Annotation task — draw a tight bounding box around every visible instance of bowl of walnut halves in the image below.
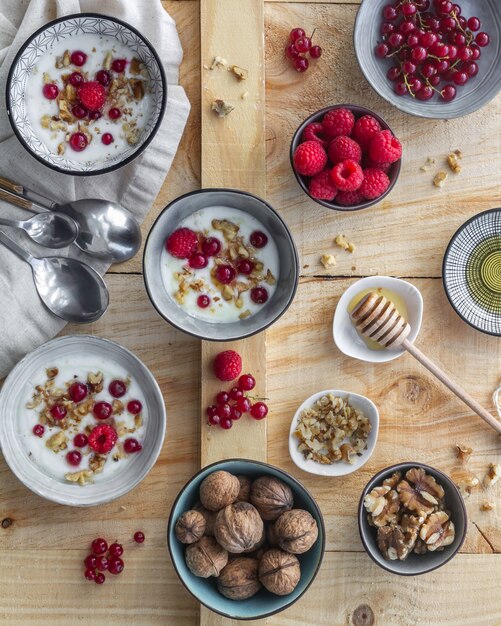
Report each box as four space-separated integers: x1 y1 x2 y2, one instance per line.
358 462 467 575
167 459 325 620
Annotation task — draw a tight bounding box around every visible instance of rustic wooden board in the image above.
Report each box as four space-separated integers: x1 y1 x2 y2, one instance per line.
1 0 501 624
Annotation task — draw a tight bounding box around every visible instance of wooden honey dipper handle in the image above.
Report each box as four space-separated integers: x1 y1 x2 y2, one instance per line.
351 291 501 435
402 338 501 435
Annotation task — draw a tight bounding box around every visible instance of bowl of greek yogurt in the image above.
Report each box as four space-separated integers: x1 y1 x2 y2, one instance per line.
0 335 166 506
143 189 299 341
5 13 166 175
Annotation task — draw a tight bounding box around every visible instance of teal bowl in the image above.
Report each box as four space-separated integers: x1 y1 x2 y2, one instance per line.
167 459 326 620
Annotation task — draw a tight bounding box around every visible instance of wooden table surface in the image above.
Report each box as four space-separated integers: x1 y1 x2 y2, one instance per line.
1 1 501 624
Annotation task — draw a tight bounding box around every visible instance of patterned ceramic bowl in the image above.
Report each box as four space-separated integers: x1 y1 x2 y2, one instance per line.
354 0 501 119
358 462 467 576
167 459 325 620
6 13 166 175
443 208 501 336
0 335 166 506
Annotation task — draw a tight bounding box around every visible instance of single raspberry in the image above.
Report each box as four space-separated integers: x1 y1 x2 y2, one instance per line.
330 159 364 192
78 81 106 111
336 190 364 207
363 157 392 173
328 136 362 165
369 130 402 164
292 141 327 176
321 108 355 139
165 228 198 259
359 168 390 200
88 424 118 454
352 115 382 150
308 170 338 201
213 350 242 382
302 122 328 148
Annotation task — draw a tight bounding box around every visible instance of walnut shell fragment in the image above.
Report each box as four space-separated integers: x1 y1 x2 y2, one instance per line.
212 99 234 118
214 502 264 554
185 536 228 578
175 510 206 544
200 471 240 511
217 558 261 600
397 467 444 516
258 549 301 596
275 509 318 554
250 476 294 521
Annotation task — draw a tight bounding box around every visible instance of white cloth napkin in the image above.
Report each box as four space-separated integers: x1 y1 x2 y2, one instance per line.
0 0 190 378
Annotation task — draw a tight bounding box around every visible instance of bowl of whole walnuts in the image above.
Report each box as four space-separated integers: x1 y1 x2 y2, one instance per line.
167 459 325 620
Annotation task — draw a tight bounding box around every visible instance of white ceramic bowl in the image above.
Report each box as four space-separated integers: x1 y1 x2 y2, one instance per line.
0 335 166 506
289 389 379 477
333 276 423 364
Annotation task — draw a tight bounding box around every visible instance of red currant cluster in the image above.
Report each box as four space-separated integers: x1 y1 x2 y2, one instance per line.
206 373 269 430
285 27 323 73
83 532 144 585
375 0 490 102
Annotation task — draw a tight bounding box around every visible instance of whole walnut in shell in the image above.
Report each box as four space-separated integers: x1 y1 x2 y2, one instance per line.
193 501 217 536
214 502 264 553
250 476 293 521
275 509 318 554
236 475 252 502
217 557 261 600
200 471 240 511
185 536 228 578
175 510 206 544
258 549 301 596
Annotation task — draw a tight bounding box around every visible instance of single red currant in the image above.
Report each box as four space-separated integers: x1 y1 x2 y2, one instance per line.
109 379 127 398
236 397 251 413
475 32 490 47
92 538 108 555
50 404 67 420
69 72 84 87
285 43 299 59
250 402 268 420
66 450 82 466
202 237 221 256
85 555 98 569
69 382 88 403
72 104 88 119
197 294 211 309
124 438 142 453
93 401 113 420
108 557 124 575
216 403 231 420
96 556 108 571
216 391 230 405
74 433 88 448
289 28 306 42
219 418 233 430
88 110 102 121
102 133 114 145
250 287 269 304
237 259 254 275
207 405 218 419
238 374 256 391
294 36 311 53
95 572 106 584
33 424 45 437
111 58 127 72
309 45 322 59
96 70 112 86
215 264 236 285
127 400 143 415
250 231 268 248
84 568 96 581
293 56 309 72
108 107 121 120
69 132 88 152
230 406 242 420
467 16 480 32
134 531 145 544
229 386 243 401
188 253 208 269
71 51 87 66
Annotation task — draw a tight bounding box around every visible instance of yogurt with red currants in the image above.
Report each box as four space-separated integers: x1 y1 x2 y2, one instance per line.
25 35 152 163
161 206 280 322
21 358 146 486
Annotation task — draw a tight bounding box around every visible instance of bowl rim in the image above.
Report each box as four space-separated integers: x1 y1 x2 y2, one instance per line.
0 334 167 507
288 388 380 477
357 461 468 576
353 0 501 120
442 207 501 337
166 457 326 621
289 103 402 212
5 12 167 177
143 188 300 342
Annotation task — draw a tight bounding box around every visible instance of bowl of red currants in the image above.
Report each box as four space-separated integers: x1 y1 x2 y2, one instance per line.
354 0 501 118
290 105 402 211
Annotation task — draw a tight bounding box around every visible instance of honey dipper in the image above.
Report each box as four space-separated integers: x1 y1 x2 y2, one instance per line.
351 291 501 435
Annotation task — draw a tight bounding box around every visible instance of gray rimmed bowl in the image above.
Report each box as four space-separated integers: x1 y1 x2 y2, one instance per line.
6 13 166 176
354 0 501 119
167 458 325 621
143 189 299 342
0 335 166 507
358 462 467 576
290 104 401 211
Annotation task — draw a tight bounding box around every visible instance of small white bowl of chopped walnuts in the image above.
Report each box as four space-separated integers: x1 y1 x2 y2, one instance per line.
288 390 379 477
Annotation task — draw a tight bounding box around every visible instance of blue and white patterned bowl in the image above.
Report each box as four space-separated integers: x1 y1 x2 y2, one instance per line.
5 13 166 176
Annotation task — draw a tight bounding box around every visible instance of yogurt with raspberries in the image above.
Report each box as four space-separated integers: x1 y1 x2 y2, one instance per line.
25 34 153 164
20 356 146 485
161 206 280 323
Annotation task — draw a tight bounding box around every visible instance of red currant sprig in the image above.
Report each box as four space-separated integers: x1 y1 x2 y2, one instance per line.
285 27 323 73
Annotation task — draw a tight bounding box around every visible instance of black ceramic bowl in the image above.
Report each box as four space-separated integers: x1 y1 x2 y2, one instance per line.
358 462 467 576
290 104 401 211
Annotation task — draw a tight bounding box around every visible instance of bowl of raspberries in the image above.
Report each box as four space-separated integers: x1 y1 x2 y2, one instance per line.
290 105 402 211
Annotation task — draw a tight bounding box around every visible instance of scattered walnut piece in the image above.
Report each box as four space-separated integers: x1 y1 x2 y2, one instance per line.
65 469 94 486
420 157 436 172
210 56 228 70
455 444 473 463
452 468 479 497
129 57 143 75
46 367 58 379
46 431 68 452
212 99 234 118
241 91 249 100
483 463 501 488
480 501 495 512
447 151 462 174
239 310 251 320
334 234 356 253
433 170 448 188
231 65 248 81
320 254 336 269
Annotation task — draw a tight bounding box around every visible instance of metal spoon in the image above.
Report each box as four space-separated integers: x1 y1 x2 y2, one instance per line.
0 176 141 263
0 212 78 248
0 230 109 323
